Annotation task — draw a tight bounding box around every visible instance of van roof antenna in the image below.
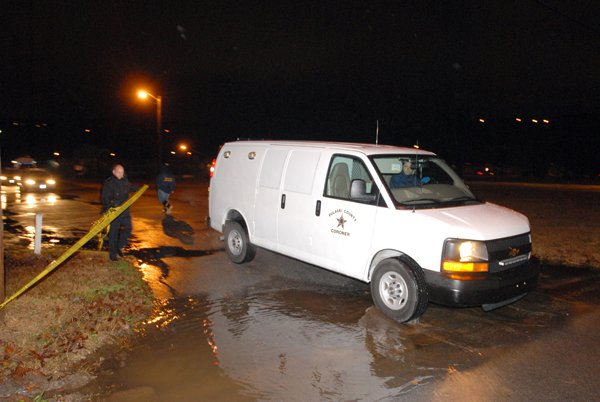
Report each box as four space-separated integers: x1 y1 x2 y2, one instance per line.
413 138 420 214
375 120 379 145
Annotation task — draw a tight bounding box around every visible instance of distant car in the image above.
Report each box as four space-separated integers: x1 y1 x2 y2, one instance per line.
461 162 497 178
1 168 58 191
0 170 19 186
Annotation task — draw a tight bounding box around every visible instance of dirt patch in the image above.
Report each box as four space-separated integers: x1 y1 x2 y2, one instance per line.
470 183 600 269
0 247 153 399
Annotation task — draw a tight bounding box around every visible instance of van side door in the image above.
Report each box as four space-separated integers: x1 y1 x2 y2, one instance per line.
277 149 322 259
253 147 289 250
310 154 382 279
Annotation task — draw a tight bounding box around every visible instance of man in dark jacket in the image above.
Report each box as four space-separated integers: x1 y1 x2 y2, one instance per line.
157 166 176 214
101 164 136 261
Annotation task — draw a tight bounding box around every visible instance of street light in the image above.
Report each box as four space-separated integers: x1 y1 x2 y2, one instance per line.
178 143 196 156
137 89 163 172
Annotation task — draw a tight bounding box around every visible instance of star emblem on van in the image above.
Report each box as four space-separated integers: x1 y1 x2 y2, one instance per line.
337 214 347 229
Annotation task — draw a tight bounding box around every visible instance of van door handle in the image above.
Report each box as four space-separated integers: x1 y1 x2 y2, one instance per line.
281 194 286 209
315 200 321 216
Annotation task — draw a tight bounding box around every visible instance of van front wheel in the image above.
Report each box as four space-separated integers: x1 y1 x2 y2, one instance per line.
370 259 428 323
224 221 256 263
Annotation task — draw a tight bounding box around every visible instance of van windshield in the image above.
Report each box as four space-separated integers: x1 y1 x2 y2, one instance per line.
371 155 479 208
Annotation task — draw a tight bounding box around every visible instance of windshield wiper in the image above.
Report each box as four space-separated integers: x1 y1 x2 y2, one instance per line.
398 198 441 205
399 196 479 207
447 196 476 202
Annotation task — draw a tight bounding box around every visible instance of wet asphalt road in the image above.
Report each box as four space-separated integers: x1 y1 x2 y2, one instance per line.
2 180 600 401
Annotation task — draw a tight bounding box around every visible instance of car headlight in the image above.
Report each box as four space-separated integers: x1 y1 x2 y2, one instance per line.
442 239 489 272
14 175 21 181
0 176 7 181
25 179 36 185
46 179 56 185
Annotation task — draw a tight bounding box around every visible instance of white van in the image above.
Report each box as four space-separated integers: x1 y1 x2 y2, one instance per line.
208 141 539 322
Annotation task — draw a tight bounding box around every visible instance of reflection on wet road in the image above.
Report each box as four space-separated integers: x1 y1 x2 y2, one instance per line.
129 246 217 278
90 263 600 401
1 188 99 250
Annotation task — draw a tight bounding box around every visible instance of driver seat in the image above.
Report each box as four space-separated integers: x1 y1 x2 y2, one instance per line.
329 163 350 198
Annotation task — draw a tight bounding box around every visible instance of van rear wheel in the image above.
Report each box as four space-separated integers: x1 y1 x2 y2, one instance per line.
370 259 428 323
224 221 256 263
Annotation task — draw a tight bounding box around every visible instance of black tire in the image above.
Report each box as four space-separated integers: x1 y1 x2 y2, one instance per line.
223 221 256 263
370 258 429 323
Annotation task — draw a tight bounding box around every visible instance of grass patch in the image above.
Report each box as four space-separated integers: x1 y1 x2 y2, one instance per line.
0 247 153 382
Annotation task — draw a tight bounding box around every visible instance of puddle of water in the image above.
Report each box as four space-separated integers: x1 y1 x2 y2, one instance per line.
128 246 223 300
3 216 103 251
82 291 469 400
84 263 589 400
2 191 105 251
129 246 220 280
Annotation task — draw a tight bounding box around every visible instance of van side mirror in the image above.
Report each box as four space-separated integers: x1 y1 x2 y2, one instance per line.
350 179 376 203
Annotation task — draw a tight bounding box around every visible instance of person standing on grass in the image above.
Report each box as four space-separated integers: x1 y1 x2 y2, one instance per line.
101 164 136 261
157 166 176 214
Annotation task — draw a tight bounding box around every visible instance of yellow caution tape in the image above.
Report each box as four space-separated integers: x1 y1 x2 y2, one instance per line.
97 225 110 251
0 184 148 309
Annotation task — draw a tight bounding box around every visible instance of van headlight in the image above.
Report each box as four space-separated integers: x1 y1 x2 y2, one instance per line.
442 239 489 273
25 179 36 185
46 179 56 185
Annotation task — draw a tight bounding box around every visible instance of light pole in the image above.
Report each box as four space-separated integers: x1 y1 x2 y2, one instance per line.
175 143 199 175
137 89 163 172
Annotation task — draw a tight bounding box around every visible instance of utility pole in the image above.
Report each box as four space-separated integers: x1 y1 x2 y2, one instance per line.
136 89 163 174
0 150 5 322
156 95 163 172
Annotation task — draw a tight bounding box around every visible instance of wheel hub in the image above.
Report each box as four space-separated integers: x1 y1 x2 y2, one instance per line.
228 232 242 255
379 272 408 310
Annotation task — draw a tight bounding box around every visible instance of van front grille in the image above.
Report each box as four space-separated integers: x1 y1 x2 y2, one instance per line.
486 233 532 273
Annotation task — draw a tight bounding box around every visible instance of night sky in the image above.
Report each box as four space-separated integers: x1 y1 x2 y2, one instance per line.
1 1 599 176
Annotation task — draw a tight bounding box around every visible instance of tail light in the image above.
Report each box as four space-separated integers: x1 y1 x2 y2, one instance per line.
209 158 216 178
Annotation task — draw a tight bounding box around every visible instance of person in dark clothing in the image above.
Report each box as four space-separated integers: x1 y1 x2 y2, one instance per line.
390 160 430 188
156 166 176 214
101 164 136 261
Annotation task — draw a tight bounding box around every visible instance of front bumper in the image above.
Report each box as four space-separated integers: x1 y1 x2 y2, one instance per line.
424 258 540 307
19 183 56 191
